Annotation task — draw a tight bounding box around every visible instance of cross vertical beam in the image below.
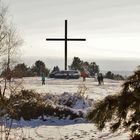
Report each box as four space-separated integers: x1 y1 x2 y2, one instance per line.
65 20 67 70
46 20 86 70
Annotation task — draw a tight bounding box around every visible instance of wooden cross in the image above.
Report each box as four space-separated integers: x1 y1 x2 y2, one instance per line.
46 20 86 70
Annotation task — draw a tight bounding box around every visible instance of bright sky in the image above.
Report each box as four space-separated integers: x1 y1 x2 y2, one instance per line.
3 0 140 60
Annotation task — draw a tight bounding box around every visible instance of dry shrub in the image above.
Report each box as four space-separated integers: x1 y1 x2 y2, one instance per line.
7 90 46 120
6 90 84 120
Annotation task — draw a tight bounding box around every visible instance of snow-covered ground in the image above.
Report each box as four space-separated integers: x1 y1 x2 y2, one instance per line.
6 77 129 140
22 77 122 100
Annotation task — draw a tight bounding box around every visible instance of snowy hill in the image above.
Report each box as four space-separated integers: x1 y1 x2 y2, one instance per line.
7 77 129 140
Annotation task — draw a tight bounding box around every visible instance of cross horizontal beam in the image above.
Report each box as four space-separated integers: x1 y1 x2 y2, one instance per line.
46 38 86 41
46 20 86 70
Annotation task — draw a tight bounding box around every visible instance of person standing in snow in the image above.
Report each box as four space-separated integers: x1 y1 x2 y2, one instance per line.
97 73 104 85
81 71 88 81
41 73 45 85
97 74 101 85
100 73 104 84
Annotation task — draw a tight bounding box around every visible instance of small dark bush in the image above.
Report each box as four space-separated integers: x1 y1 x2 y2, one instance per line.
7 90 46 120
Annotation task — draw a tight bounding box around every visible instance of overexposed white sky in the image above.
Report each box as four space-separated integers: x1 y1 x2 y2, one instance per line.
3 0 140 60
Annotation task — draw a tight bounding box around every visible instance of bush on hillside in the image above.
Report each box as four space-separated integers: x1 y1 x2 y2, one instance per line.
87 67 140 140
6 90 89 120
105 71 124 80
7 90 46 120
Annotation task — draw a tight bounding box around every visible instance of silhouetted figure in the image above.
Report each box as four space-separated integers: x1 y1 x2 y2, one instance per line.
97 73 104 85
41 73 45 85
97 74 101 85
100 73 104 84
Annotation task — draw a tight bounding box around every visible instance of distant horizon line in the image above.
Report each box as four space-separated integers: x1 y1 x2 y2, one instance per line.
19 56 140 73
21 56 140 61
